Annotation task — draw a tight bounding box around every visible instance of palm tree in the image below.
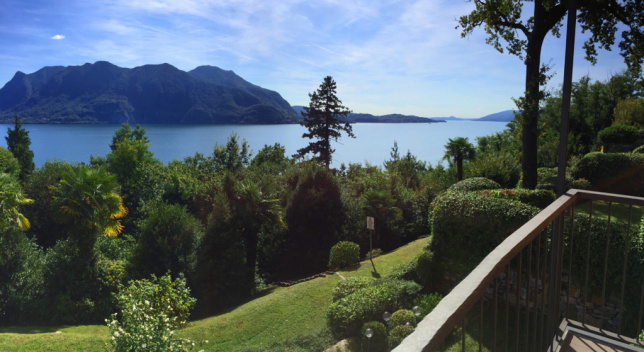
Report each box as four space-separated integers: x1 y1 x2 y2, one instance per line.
443 137 476 182
50 165 127 239
0 173 33 230
225 177 283 283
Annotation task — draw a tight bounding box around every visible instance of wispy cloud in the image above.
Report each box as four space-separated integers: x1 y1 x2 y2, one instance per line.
51 34 65 40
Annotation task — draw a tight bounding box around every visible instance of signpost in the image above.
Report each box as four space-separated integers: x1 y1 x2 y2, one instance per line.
367 216 375 263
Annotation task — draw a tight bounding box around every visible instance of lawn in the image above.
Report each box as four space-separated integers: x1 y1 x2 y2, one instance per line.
0 237 431 352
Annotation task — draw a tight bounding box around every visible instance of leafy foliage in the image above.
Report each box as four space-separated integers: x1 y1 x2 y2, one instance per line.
0 147 20 178
5 116 34 181
447 177 501 192
598 124 640 145
295 76 354 168
389 309 417 330
106 274 202 352
331 277 376 302
613 97 644 129
443 137 475 181
413 292 443 319
361 321 387 352
213 133 251 173
326 279 421 338
476 188 556 209
387 325 415 350
328 241 360 269
0 173 33 230
572 152 644 196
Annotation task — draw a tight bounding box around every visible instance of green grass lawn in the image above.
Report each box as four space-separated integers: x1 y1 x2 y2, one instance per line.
0 237 430 352
575 200 644 225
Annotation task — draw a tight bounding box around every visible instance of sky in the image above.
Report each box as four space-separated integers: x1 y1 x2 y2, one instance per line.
0 0 634 119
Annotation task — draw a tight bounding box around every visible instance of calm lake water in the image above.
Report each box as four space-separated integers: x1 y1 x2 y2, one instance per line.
0 121 508 168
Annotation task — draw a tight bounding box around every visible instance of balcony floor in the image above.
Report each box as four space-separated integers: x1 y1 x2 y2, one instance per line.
556 320 644 352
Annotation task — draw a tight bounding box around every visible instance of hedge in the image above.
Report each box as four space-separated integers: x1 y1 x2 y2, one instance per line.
326 279 422 338
328 241 360 269
446 177 501 192
331 277 376 302
476 188 556 209
429 192 539 271
598 124 639 145
361 321 387 352
387 325 415 350
571 152 644 196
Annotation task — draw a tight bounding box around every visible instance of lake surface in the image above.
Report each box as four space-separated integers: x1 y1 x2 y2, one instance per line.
0 121 508 168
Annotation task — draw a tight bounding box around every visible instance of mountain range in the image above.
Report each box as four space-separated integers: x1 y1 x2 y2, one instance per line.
0 61 299 124
0 61 516 124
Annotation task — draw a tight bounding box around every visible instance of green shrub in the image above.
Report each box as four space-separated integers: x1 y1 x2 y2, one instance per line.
365 248 383 260
633 145 644 154
328 241 360 269
389 309 417 330
326 280 422 338
477 189 556 209
571 152 644 196
447 177 501 192
386 260 419 283
465 151 521 188
0 147 20 178
429 192 539 272
570 178 591 190
361 321 387 352
413 292 443 319
331 277 376 302
598 124 639 145
387 325 415 350
106 274 202 352
415 249 437 289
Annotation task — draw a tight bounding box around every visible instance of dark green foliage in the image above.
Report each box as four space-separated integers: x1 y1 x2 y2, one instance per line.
570 178 592 190
465 151 521 188
5 115 34 181
384 142 427 189
598 125 639 145
213 133 251 173
0 226 44 324
389 309 417 330
250 143 292 174
447 177 501 192
22 161 75 248
295 76 354 168
415 249 438 290
131 202 204 280
328 241 360 269
386 260 419 283
332 277 376 302
633 145 644 154
283 164 344 278
361 321 387 352
429 192 539 271
413 292 443 319
234 328 336 352
571 152 644 196
476 188 556 209
326 280 421 338
363 188 403 251
443 137 475 181
0 147 20 178
387 325 415 350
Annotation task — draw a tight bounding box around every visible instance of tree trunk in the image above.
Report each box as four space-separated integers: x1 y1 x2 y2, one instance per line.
244 230 258 285
521 1 549 190
456 154 463 181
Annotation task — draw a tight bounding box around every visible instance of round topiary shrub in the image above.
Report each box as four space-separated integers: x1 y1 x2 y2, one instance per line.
361 321 387 352
415 249 437 289
570 178 591 190
598 125 639 145
447 177 501 192
387 325 415 350
328 241 360 269
389 309 417 330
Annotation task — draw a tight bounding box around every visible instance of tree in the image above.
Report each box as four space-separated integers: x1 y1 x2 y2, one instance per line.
213 133 251 173
443 137 476 182
0 173 33 231
295 76 354 168
459 0 644 189
5 116 35 181
614 97 644 128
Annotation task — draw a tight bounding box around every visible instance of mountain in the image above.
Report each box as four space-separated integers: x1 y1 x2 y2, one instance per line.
291 106 446 123
476 110 516 122
0 61 299 124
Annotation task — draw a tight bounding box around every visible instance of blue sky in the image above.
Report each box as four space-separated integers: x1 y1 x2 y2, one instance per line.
0 0 632 118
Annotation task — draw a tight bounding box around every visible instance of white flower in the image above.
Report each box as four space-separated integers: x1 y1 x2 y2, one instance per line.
141 343 147 348
145 300 150 305
113 332 120 337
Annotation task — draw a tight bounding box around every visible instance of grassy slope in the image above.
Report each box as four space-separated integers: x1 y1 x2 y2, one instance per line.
0 237 430 352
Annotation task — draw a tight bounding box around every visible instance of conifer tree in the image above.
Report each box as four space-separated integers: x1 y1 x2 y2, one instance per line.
5 116 35 181
295 76 354 168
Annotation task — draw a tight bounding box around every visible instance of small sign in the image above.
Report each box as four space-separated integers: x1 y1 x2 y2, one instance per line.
366 216 375 230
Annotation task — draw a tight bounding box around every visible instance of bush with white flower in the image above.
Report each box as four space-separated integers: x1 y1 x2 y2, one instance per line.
106 274 204 352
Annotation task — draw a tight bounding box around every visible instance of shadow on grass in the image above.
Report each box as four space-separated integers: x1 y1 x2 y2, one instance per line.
370 260 381 278
0 326 62 334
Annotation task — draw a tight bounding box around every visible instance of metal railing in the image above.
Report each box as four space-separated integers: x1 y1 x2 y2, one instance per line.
395 189 644 351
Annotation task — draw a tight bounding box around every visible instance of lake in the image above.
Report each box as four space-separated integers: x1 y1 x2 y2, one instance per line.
0 121 508 168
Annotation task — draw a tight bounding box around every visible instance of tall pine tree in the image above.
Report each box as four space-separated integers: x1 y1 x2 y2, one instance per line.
5 116 35 181
295 76 354 169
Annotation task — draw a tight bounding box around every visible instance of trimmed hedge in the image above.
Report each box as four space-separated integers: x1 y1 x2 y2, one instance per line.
415 249 437 289
385 260 419 282
361 321 387 352
331 277 375 302
389 309 417 330
598 124 639 145
328 241 360 269
387 325 415 350
476 189 556 209
429 192 540 271
447 177 501 192
326 280 422 338
571 152 644 196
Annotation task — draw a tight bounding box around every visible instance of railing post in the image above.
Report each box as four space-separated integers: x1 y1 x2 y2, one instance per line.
547 215 564 350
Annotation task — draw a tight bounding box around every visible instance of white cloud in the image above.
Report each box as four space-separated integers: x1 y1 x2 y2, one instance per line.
51 34 65 40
